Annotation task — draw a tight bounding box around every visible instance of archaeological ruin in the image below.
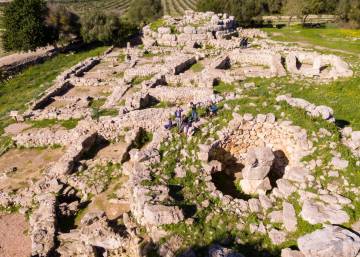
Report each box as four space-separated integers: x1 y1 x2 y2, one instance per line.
0 10 359 257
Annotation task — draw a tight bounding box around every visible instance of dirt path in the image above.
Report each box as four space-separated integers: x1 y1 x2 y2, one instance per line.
0 214 32 257
0 46 54 68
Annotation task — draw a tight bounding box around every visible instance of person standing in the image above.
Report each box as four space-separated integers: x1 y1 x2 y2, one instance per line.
175 106 183 131
190 102 198 122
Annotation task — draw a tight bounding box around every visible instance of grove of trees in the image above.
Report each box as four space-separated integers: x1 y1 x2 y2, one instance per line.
2 0 359 53
197 0 360 27
1 0 161 52
2 0 52 52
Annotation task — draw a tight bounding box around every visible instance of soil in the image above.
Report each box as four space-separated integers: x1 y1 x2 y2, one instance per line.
94 141 129 163
0 46 54 68
0 148 64 190
0 214 32 257
4 123 32 136
66 85 112 98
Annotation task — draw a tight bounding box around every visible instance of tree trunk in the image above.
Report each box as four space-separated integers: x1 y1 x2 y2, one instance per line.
288 16 293 27
302 15 309 25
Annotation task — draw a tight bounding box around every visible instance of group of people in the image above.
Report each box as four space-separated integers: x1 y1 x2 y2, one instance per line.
164 100 218 137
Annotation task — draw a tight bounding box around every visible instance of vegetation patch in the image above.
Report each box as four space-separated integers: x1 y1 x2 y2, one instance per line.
27 119 79 130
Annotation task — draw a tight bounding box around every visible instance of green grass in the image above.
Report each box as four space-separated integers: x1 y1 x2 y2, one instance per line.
154 101 176 108
89 98 106 109
260 25 360 130
263 24 360 55
190 62 204 73
27 119 79 130
214 81 236 94
151 31 360 252
150 18 167 32
131 75 153 85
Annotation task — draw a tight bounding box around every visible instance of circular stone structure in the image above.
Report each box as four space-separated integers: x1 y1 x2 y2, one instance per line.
209 113 313 195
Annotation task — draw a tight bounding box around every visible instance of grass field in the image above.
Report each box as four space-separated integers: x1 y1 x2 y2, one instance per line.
263 24 360 55
262 25 360 131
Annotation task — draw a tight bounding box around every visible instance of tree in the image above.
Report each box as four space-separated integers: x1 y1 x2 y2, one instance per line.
348 0 360 28
127 0 163 25
80 12 135 45
267 0 283 14
2 0 52 52
197 0 269 26
337 0 360 28
282 0 304 26
46 5 81 46
197 0 226 14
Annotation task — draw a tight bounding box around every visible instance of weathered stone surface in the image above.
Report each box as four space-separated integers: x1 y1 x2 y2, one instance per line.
281 248 305 257
269 229 287 245
283 202 297 232
284 166 310 183
298 226 360 257
143 204 184 226
331 157 349 170
300 199 349 225
242 147 275 180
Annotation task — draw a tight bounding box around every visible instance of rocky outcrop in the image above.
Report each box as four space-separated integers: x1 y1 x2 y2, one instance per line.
276 95 335 122
341 127 360 158
57 212 127 256
143 204 184 226
300 199 349 225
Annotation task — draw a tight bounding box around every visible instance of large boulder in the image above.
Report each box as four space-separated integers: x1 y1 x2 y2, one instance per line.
143 204 184 226
298 226 360 257
240 147 274 195
58 212 125 251
283 202 297 232
242 147 275 180
300 199 349 225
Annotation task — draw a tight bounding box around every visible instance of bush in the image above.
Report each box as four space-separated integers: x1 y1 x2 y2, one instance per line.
2 0 52 51
127 0 163 26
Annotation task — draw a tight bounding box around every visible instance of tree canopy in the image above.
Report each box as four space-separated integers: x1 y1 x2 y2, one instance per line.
46 5 81 46
80 12 136 45
127 0 163 25
197 0 360 27
2 0 52 52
